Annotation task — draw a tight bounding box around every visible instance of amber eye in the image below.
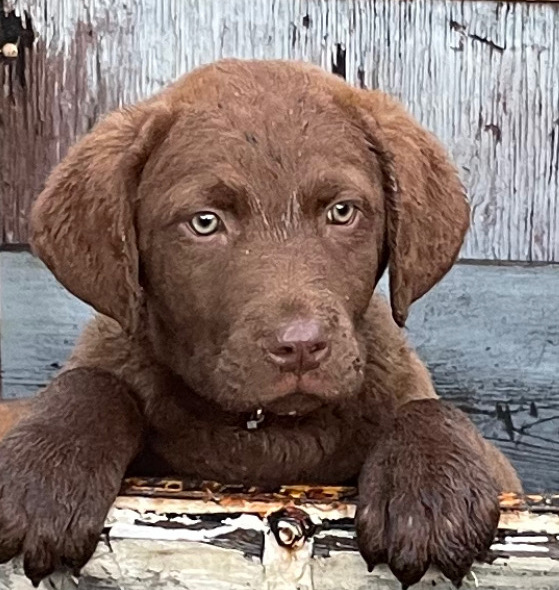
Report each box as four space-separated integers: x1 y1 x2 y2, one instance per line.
190 212 221 236
326 202 357 225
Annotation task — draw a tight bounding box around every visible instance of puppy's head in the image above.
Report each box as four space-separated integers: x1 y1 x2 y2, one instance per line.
31 60 469 415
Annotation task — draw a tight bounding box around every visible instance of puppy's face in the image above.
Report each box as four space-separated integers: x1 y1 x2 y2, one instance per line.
30 60 470 416
137 98 386 414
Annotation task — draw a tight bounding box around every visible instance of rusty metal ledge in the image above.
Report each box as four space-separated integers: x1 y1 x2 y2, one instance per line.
1 478 559 589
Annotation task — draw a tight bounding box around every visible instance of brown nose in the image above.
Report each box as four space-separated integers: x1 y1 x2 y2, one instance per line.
266 319 330 374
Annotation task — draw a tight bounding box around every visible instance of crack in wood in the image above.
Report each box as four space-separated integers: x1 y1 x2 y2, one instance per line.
449 19 505 53
331 43 346 80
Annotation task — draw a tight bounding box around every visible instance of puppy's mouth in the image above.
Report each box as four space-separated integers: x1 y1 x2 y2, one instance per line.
245 393 323 430
245 375 327 429
264 391 324 415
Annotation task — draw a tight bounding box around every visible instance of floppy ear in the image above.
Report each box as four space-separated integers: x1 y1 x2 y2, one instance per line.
337 87 470 327
30 101 173 333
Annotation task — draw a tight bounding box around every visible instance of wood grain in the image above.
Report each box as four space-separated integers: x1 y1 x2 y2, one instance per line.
1 0 558 261
1 251 558 492
385 264 559 492
0 251 92 398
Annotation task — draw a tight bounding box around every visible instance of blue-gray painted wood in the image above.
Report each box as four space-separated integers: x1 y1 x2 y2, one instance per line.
0 252 92 398
402 264 559 493
1 252 558 491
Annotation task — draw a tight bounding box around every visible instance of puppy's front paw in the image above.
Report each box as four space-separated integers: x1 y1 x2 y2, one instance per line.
355 400 500 588
0 433 118 586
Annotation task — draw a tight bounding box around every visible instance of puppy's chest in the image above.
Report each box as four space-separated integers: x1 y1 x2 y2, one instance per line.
146 406 370 487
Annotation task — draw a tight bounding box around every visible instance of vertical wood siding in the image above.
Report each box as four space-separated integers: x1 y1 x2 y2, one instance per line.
1 0 558 260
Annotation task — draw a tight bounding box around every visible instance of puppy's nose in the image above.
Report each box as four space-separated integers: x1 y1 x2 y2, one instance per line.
266 319 330 373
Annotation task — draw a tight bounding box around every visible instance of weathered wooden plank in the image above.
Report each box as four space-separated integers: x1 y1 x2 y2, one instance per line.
390 263 559 492
2 484 559 589
1 251 558 491
1 0 558 260
0 251 92 398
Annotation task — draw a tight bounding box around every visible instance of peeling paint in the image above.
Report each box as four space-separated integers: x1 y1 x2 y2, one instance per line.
3 482 559 588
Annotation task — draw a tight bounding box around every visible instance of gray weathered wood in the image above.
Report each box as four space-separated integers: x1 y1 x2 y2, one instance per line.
392 264 559 492
1 251 558 491
0 251 92 398
1 0 558 260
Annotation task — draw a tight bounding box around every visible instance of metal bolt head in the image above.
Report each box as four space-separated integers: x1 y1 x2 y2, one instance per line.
277 518 304 547
268 507 316 549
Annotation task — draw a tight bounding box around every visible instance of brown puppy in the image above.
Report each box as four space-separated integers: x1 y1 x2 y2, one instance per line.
0 60 521 588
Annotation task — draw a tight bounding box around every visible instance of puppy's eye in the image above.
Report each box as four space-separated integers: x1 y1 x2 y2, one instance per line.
190 212 221 236
326 202 357 225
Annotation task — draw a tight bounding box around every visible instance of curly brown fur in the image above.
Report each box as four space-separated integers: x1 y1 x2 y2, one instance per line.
0 59 521 587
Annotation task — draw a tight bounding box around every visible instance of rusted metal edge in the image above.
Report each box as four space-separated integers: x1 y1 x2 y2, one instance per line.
121 476 358 503
121 477 559 513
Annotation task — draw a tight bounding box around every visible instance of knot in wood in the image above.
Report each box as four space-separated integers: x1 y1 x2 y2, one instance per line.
1 43 18 58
